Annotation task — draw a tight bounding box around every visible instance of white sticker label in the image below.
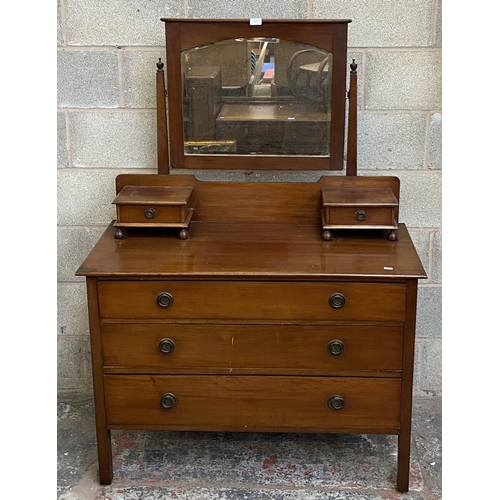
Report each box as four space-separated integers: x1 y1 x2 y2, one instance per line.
250 18 262 25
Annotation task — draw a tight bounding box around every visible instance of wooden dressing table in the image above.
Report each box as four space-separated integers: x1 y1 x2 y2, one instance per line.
76 19 426 492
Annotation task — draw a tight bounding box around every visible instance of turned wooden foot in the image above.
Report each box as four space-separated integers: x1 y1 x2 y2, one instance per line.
114 228 124 239
387 230 397 241
322 230 333 241
179 228 189 240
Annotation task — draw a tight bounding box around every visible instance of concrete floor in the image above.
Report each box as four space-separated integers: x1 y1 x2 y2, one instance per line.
57 396 441 500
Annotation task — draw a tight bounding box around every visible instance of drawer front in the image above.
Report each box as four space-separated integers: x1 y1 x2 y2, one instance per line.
117 204 188 224
98 281 406 322
327 206 395 226
102 324 403 376
104 375 401 432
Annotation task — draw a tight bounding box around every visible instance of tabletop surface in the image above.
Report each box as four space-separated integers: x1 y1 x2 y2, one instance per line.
77 221 426 280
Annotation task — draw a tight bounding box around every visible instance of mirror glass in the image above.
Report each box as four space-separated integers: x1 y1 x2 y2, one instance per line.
181 38 332 157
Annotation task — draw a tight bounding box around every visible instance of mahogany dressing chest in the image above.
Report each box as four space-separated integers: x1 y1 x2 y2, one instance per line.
76 19 426 492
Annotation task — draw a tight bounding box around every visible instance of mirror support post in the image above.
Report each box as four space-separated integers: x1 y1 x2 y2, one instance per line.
346 60 357 176
156 59 169 174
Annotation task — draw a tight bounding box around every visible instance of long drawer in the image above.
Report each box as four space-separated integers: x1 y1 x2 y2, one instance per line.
104 375 401 432
102 324 403 375
98 281 406 322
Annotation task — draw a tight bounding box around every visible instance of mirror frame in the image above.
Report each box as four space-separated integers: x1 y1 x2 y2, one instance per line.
160 19 351 171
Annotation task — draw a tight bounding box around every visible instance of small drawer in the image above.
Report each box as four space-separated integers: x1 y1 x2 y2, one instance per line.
104 375 401 432
101 324 403 376
326 206 396 227
98 281 406 322
322 186 398 229
117 204 191 225
112 185 194 226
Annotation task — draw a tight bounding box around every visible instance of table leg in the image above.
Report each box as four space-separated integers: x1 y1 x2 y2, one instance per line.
96 427 113 484
396 279 418 492
86 277 114 485
397 430 411 492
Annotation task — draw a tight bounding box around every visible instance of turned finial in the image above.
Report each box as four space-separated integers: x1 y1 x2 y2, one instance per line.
157 58 164 71
350 59 357 74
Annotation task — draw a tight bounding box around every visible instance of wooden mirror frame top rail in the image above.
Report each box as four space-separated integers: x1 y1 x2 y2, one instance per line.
156 19 358 175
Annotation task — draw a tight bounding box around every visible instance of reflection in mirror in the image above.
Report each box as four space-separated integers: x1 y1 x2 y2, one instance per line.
182 38 332 157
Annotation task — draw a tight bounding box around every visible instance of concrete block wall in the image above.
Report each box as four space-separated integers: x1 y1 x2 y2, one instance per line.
57 0 442 398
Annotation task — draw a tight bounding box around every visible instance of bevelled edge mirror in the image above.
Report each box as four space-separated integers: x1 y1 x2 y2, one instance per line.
158 19 354 173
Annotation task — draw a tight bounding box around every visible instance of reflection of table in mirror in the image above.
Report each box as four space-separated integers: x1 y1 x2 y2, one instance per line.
287 48 331 102
215 102 330 155
298 61 330 94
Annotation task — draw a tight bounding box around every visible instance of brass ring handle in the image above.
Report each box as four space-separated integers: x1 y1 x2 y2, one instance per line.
354 210 366 221
160 393 178 409
159 338 175 354
327 395 344 410
327 339 345 356
145 207 156 219
157 292 174 308
329 293 346 309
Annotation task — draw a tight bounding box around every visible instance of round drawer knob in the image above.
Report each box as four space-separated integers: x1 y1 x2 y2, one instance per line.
327 395 345 410
159 338 175 354
160 393 178 409
329 293 346 309
327 339 345 356
354 210 366 221
145 207 156 219
157 292 174 308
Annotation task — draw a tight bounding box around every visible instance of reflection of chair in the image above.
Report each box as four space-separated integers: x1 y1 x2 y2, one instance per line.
287 49 331 102
250 50 257 73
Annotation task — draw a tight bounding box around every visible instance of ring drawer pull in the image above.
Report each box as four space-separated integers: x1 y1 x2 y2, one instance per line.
159 338 175 354
160 393 178 409
327 339 345 356
327 395 345 410
329 293 346 309
354 209 366 221
157 292 174 308
145 207 156 219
